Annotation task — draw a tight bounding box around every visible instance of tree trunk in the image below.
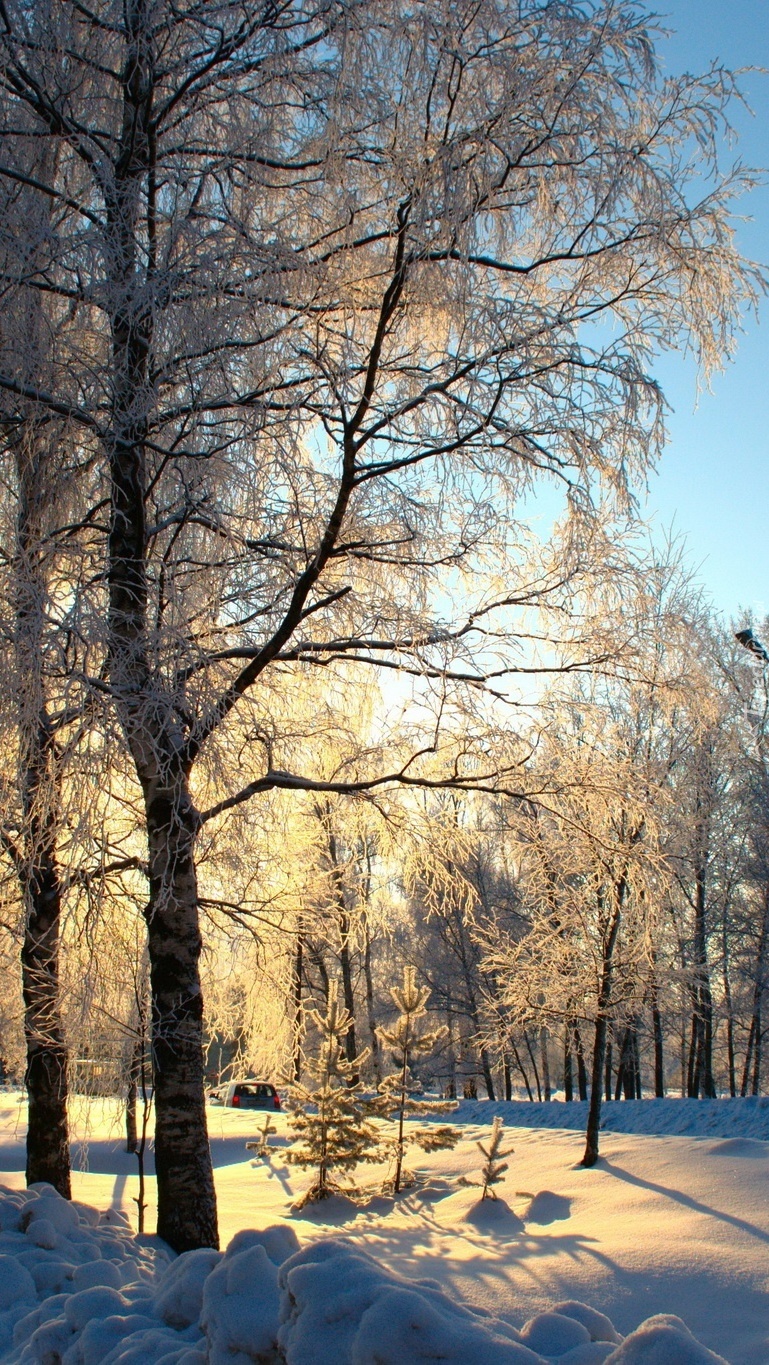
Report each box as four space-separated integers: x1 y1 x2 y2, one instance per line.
686 1007 700 1098
743 885 769 1098
540 1026 551 1101
503 1054 512 1101
16 488 70 1196
444 1005 457 1098
633 1028 642 1099
361 912 381 1084
614 1029 628 1102
338 915 359 1080
12 140 70 1199
688 823 715 1098
510 1037 534 1101
650 966 665 1097
722 921 736 1098
479 1044 496 1101
563 1025 574 1101
293 933 303 1083
326 830 359 1080
524 1029 542 1101
142 788 218 1251
615 1025 640 1101
20 800 71 1196
126 1037 140 1154
99 0 218 1249
740 1018 755 1098
574 1025 588 1101
604 1031 613 1102
583 1010 610 1167
582 887 623 1168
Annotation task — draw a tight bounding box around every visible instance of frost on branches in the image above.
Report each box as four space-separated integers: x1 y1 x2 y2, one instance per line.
377 967 460 1194
285 982 381 1204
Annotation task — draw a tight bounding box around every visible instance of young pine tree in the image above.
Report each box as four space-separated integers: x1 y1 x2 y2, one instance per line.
285 982 381 1205
246 1112 277 1161
377 967 460 1194
477 1117 514 1200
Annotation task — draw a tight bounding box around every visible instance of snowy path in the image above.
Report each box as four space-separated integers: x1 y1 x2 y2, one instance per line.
1 1094 768 1362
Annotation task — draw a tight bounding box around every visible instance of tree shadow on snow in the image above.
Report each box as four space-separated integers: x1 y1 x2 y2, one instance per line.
600 1159 769 1246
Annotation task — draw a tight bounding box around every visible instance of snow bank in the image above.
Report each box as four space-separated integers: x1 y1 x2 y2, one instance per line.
445 1097 769 1141
0 1185 731 1364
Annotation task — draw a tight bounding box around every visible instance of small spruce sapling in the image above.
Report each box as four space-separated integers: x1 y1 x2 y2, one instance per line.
246 1112 277 1160
377 966 460 1194
477 1117 514 1200
285 982 381 1204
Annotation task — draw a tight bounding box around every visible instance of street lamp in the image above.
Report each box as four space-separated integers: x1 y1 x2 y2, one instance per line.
735 628 769 665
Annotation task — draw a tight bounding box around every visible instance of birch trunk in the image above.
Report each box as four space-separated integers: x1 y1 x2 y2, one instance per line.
11 133 71 1197
19 745 70 1196
16 473 71 1195
582 885 623 1167
100 1 217 1249
142 781 217 1251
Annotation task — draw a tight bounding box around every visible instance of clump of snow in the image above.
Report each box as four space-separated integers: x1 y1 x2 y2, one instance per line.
0 1256 36 1311
0 1184 734 1365
224 1227 299 1266
154 1248 222 1328
276 1238 539 1364
0 1183 171 1363
201 1244 280 1363
521 1311 592 1356
605 1314 729 1363
553 1302 622 1345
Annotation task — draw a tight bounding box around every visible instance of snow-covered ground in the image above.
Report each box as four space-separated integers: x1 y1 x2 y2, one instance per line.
0 1093 767 1363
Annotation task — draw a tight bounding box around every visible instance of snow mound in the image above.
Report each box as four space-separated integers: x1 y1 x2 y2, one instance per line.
604 1314 729 1363
552 1302 622 1345
154 1248 223 1328
0 1187 733 1365
0 1185 171 1363
521 1311 591 1355
404 1178 455 1205
433 1185 523 1234
201 1243 280 1363
289 1193 359 1224
463 1196 526 1234
705 1138 768 1159
276 1238 540 1363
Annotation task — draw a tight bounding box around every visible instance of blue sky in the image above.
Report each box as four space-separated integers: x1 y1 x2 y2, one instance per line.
642 0 768 621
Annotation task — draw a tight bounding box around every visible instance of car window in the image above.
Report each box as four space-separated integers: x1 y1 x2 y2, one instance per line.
232 1081 274 1099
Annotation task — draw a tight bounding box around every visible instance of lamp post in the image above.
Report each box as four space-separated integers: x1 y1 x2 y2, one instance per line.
735 628 769 665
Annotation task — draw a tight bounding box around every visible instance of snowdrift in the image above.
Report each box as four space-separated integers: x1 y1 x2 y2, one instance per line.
448 1096 769 1140
0 1184 731 1364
